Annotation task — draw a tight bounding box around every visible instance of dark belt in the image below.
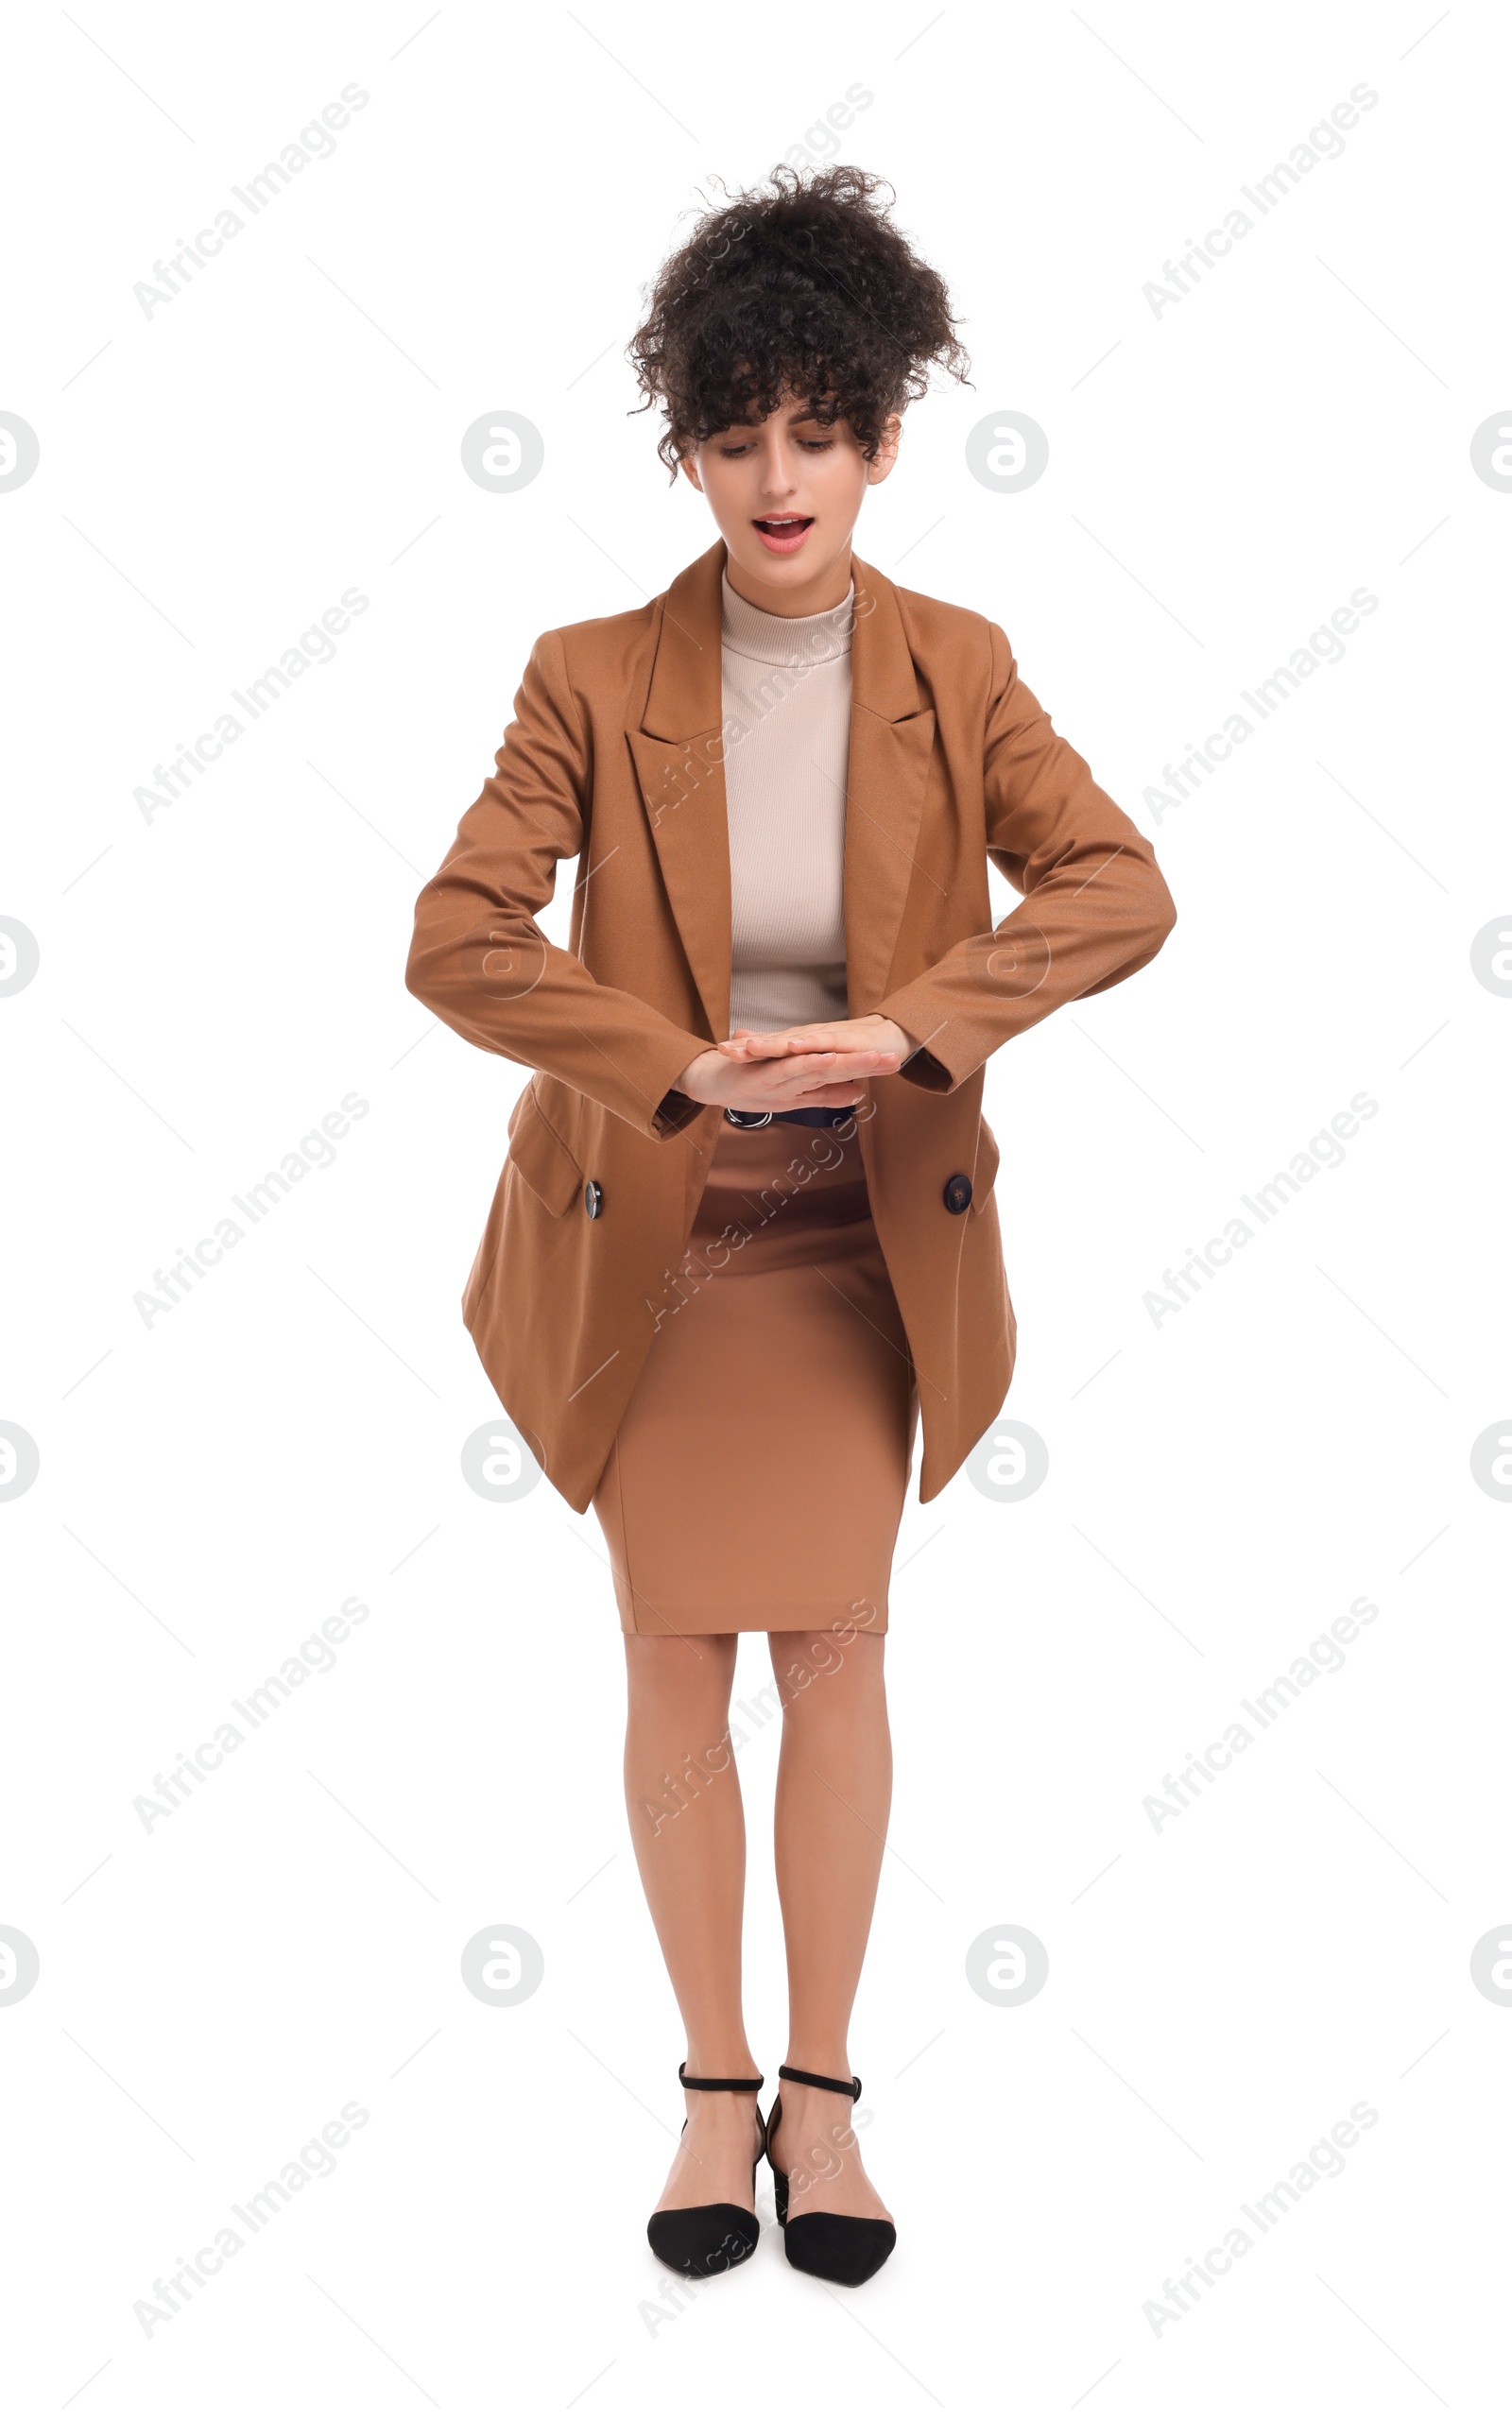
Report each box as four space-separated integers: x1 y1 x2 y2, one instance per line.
724 1106 857 1130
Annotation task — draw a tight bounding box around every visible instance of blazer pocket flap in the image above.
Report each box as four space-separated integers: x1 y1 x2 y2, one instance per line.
971 1118 1000 1213
507 1090 582 1216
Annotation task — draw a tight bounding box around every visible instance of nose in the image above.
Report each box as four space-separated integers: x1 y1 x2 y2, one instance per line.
757 436 799 502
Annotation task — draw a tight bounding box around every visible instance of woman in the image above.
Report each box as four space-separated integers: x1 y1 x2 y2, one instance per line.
405 165 1176 2287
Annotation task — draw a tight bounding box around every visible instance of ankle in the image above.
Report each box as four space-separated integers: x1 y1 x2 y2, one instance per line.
683 2050 760 2084
781 2053 852 2086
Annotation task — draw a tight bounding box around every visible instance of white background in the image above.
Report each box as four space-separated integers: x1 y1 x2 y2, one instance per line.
5 1 1509 2411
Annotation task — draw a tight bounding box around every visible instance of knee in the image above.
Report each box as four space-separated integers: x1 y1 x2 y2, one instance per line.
625 1630 736 1715
769 1628 885 1720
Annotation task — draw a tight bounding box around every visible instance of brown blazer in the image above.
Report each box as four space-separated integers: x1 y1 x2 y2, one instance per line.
404 540 1176 1512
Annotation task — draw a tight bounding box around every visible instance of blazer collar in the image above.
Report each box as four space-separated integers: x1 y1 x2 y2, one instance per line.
639 538 919 739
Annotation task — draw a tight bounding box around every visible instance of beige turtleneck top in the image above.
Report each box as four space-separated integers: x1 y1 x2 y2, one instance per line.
719 571 854 1035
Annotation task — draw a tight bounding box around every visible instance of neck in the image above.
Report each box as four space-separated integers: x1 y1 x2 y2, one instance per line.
722 541 855 619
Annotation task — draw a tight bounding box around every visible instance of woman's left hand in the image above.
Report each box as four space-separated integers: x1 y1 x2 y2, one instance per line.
718 1014 915 1069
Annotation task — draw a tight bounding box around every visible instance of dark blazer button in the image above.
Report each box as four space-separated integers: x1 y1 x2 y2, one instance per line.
943 1172 972 1216
583 1180 603 1219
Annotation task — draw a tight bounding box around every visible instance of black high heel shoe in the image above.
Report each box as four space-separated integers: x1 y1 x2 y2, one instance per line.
767 2065 897 2286
645 2064 766 2278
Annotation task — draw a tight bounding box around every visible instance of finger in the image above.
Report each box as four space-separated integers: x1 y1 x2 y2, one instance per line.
723 1026 855 1058
766 1049 897 1085
762 1077 864 1107
747 1082 862 1108
754 1052 847 1087
717 1033 796 1059
751 1029 831 1056
718 1031 808 1058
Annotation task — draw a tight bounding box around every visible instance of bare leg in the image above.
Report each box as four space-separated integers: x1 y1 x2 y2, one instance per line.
766 1624 893 2223
623 1632 763 2212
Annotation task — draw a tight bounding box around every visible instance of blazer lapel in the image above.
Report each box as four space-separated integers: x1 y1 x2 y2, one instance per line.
628 541 731 1041
627 541 935 1038
844 556 936 1014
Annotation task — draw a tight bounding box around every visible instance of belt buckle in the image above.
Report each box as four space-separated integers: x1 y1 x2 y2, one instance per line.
723 1107 774 1129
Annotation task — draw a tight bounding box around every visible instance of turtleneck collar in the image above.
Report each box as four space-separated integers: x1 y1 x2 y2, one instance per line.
720 570 855 669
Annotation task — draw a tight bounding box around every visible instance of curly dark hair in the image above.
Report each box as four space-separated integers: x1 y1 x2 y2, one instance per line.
628 164 970 475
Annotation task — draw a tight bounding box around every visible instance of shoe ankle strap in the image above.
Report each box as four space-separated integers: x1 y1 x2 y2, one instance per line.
778 2064 861 2100
679 2062 765 2092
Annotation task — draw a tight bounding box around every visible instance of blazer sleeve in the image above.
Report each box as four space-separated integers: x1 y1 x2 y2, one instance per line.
404 629 711 1141
877 620 1177 1092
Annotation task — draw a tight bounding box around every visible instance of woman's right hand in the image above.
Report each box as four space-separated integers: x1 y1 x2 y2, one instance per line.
672 1041 896 1114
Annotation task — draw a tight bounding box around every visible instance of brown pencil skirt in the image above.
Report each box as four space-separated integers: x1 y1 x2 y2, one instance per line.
593 1116 919 1637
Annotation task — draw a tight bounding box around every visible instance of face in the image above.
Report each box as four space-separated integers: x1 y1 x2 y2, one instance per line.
680 394 900 612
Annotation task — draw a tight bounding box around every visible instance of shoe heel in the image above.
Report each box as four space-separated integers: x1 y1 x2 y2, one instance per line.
766 2103 790 2227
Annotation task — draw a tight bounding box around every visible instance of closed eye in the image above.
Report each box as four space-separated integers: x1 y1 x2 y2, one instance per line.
714 437 836 455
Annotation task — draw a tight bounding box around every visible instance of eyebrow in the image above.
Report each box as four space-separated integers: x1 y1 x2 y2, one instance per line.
715 403 847 437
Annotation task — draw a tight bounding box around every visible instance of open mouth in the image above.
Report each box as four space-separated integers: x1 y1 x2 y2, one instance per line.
751 515 814 554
